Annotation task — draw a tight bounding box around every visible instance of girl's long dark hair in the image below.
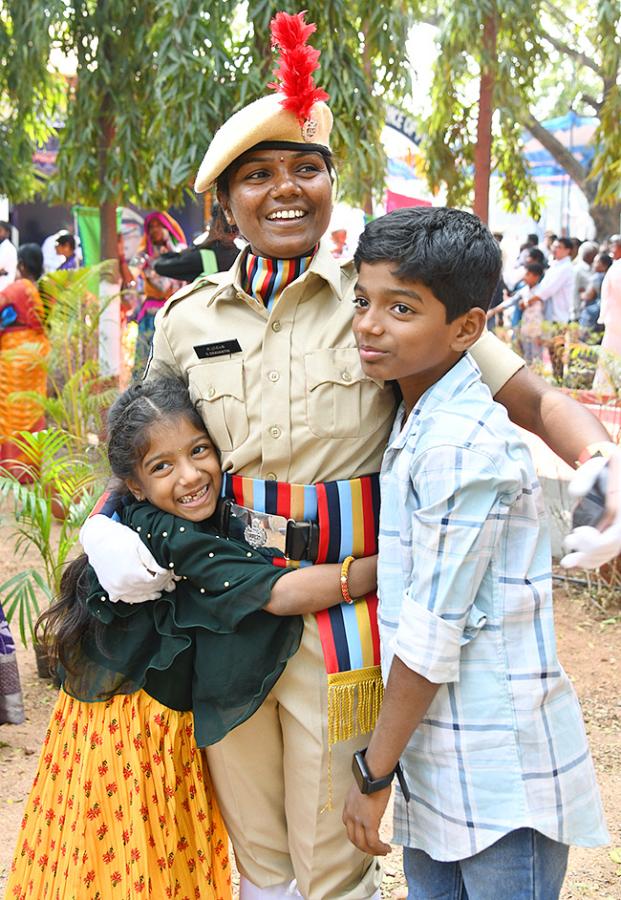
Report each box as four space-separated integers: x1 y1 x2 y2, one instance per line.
36 554 93 674
36 377 207 674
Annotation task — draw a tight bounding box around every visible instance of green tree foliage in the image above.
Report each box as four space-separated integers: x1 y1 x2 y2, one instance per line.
424 0 545 220
1 0 412 225
421 0 621 235
0 3 63 200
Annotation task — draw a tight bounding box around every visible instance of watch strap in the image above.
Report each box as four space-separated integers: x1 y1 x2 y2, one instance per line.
353 749 406 797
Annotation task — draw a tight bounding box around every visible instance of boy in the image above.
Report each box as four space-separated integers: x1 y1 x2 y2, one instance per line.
517 261 546 363
342 208 608 899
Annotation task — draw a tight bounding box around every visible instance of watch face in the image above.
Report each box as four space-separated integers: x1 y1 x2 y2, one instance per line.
352 750 394 794
352 751 370 793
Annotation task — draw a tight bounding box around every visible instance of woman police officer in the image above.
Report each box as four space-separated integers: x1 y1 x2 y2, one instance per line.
81 12 619 899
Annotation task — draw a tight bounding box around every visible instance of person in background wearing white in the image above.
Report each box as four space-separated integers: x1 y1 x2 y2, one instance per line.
0 221 18 291
529 236 575 323
572 241 598 321
526 236 575 381
594 235 621 392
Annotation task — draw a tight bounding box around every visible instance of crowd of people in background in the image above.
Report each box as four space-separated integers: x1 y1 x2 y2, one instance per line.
487 229 621 387
0 206 242 384
2 215 621 391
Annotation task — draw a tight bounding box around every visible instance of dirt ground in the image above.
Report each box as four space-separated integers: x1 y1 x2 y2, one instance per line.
0 517 620 897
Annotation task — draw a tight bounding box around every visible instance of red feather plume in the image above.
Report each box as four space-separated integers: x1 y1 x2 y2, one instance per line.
268 11 329 125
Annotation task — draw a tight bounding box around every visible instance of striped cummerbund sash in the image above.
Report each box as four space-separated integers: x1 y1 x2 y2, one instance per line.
222 472 384 748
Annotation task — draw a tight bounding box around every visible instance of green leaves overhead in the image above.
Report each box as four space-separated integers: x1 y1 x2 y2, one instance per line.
423 0 544 215
2 0 412 210
588 0 621 206
5 0 618 219
0 0 65 200
421 0 621 223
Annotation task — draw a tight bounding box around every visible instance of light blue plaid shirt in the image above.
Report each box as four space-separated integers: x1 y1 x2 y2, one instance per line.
378 354 608 861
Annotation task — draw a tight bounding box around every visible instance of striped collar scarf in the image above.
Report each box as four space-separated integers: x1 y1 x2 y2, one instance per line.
241 246 318 312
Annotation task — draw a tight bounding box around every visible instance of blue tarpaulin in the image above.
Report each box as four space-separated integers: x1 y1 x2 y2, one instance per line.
522 112 597 184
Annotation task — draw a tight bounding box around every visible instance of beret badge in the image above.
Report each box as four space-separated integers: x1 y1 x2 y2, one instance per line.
302 118 319 141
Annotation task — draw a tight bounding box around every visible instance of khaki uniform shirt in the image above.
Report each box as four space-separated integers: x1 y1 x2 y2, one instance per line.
148 239 524 484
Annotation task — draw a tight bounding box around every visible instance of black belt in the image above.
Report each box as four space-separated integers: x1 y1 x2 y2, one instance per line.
217 498 319 562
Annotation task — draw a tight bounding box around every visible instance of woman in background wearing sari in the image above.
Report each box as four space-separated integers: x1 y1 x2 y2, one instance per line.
0 243 49 727
131 211 186 377
0 243 50 477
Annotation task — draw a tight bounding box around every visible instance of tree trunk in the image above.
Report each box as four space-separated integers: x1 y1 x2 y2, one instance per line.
473 13 497 223
361 28 375 220
584 193 621 242
99 199 118 262
523 114 621 240
97 102 121 380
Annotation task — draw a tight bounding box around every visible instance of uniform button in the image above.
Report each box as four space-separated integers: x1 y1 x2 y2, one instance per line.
272 320 282 332
268 370 280 382
341 370 352 382
266 472 277 481
207 385 216 398
269 426 282 439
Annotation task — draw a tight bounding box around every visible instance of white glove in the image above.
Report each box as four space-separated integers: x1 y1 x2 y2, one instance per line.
561 450 621 570
80 514 177 603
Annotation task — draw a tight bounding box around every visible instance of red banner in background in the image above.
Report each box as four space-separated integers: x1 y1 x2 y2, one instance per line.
385 189 432 212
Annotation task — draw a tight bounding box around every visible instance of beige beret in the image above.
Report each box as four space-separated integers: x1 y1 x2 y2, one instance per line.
194 93 333 194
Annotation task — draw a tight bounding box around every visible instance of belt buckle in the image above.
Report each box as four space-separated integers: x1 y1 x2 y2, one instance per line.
228 502 289 554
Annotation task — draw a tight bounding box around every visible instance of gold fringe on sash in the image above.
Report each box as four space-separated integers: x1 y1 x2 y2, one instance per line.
327 665 384 745
323 665 384 810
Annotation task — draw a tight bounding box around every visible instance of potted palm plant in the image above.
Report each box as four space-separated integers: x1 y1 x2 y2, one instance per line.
13 264 119 472
0 428 101 673
0 264 118 673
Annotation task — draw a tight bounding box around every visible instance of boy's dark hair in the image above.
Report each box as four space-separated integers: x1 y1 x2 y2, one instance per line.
37 376 208 679
525 247 545 265
354 207 502 321
556 236 573 251
527 233 539 245
524 262 544 280
596 252 613 271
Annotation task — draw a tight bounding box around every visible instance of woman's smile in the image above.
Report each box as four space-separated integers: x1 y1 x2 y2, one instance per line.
219 148 332 259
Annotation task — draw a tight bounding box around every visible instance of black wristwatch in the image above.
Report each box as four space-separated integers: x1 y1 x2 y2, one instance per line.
352 748 410 801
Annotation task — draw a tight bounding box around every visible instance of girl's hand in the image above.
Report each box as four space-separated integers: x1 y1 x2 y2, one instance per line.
348 554 378 599
265 554 378 616
80 515 177 602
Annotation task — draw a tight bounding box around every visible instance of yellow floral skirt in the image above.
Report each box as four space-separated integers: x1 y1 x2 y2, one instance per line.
6 690 231 899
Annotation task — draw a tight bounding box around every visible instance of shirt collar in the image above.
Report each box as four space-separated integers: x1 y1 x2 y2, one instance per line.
388 354 482 450
202 237 351 305
242 246 317 308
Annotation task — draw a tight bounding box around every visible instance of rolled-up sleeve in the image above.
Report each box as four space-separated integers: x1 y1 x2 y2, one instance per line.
393 445 516 683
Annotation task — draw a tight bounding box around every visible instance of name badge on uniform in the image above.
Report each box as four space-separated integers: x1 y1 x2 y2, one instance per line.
193 339 242 359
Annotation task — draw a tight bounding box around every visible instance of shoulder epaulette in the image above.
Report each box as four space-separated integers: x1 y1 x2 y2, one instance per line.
160 272 224 317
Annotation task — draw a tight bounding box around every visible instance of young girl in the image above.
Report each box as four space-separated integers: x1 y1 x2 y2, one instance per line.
6 377 376 900
517 261 546 364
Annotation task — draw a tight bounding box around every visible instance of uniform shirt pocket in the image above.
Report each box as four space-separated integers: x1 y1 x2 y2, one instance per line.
304 347 391 439
187 360 249 452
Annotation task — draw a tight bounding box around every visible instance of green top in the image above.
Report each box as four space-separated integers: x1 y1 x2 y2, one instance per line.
63 500 302 746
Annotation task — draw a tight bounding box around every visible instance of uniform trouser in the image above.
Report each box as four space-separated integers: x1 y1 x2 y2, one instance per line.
206 615 383 900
